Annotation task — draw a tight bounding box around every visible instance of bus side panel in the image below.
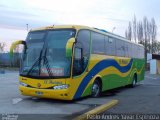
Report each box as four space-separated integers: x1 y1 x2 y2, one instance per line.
80 55 133 96
137 58 145 82
101 58 145 91
101 57 132 91
73 55 145 99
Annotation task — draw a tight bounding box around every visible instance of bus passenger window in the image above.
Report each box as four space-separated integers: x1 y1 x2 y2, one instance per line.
92 32 105 54
105 37 116 56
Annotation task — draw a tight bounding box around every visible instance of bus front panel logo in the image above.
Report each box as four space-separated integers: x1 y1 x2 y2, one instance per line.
37 83 41 88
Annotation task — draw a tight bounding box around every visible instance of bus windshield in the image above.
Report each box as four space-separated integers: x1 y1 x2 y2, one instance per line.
21 29 76 78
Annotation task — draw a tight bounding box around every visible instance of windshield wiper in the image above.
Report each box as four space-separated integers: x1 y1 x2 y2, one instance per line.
42 48 54 77
27 48 54 78
26 49 43 76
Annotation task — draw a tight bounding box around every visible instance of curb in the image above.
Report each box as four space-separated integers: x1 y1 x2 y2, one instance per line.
73 100 118 120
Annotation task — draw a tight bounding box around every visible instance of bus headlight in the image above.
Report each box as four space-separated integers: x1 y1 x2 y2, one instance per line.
19 82 28 87
53 85 69 90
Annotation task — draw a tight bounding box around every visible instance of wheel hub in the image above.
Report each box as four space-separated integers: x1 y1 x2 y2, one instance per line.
92 83 100 97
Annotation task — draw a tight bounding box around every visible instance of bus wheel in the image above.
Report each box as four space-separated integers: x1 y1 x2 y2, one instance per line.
131 74 137 88
91 80 101 97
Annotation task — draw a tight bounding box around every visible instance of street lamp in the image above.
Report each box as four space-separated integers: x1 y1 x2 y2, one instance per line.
26 24 28 31
112 27 116 33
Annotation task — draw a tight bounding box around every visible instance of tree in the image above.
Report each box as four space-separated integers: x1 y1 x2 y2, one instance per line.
125 30 128 40
137 21 143 44
125 15 159 66
143 16 149 60
0 42 5 53
125 21 132 41
150 18 157 53
133 15 137 43
125 15 158 54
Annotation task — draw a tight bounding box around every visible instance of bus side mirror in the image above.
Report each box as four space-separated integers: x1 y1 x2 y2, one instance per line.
66 38 75 57
10 40 26 58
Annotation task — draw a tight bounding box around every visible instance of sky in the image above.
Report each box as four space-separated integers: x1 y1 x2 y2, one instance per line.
0 0 160 51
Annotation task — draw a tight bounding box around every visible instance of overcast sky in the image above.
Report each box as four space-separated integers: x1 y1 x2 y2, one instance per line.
0 0 160 51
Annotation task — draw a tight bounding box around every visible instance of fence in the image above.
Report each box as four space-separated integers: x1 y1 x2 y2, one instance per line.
0 53 21 67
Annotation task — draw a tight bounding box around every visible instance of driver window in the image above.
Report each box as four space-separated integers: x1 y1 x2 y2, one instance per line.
73 47 83 75
73 30 90 76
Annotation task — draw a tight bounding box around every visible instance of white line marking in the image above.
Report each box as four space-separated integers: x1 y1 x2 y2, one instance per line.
12 98 23 104
145 76 158 80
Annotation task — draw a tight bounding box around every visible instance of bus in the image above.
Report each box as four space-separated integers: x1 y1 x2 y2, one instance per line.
10 25 145 100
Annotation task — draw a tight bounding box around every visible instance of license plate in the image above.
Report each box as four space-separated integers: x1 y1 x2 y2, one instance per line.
35 91 43 95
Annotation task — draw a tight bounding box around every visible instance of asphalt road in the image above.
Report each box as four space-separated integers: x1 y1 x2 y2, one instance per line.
102 71 160 114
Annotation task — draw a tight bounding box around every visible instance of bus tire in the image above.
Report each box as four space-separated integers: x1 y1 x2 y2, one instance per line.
91 79 101 97
131 74 137 88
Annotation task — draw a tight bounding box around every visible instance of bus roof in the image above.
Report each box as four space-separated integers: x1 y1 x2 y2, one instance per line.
30 25 144 47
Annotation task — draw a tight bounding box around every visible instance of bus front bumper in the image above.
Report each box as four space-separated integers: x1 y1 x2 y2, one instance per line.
19 86 72 100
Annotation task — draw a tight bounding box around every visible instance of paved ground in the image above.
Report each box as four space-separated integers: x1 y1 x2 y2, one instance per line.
0 70 114 120
102 71 160 114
